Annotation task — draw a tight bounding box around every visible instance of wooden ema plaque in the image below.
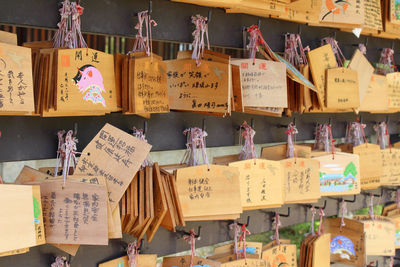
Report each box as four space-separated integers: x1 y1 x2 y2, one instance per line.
166 58 230 114
353 215 395 256
279 158 321 203
380 148 400 185
322 218 366 266
326 67 360 109
56 48 118 112
261 144 311 161
352 143 383 189
312 152 361 196
0 185 36 253
230 58 287 108
176 164 242 221
98 255 157 267
262 244 297 267
229 159 284 210
0 42 34 114
163 256 221 267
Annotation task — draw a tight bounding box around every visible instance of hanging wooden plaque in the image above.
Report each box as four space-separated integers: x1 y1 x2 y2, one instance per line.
231 58 287 108
261 144 311 161
322 218 365 266
312 152 361 196
75 123 152 210
307 44 337 107
163 256 221 267
312 233 331 267
387 72 400 110
325 67 360 109
280 158 321 203
39 180 108 245
0 42 34 114
380 148 400 185
353 143 383 189
56 48 118 113
348 49 374 105
229 159 284 210
261 244 297 267
132 56 169 114
175 164 242 221
166 59 230 114
353 215 395 256
0 184 36 253
359 74 389 112
98 254 157 267
319 0 364 27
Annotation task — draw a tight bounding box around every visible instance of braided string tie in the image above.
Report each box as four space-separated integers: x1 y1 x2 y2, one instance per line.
183 230 197 267
51 256 70 267
239 121 256 161
127 240 141 267
191 15 209 66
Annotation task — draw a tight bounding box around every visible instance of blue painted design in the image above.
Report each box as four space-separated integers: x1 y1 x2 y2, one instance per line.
193 265 211 267
330 236 355 260
274 53 315 90
320 174 355 193
239 247 256 254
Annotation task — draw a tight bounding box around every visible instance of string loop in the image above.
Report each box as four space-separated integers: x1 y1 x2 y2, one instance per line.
191 15 209 66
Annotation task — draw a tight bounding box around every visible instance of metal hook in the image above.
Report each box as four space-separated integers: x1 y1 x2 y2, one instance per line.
73 122 78 137
207 10 212 24
273 207 291 217
365 36 369 47
257 19 261 29
250 118 255 129
176 226 201 239
298 25 302 35
392 40 395 50
228 216 250 228
328 195 357 203
149 0 152 15
202 118 206 132
361 188 383 198
306 200 327 210
328 117 332 126
143 120 148 135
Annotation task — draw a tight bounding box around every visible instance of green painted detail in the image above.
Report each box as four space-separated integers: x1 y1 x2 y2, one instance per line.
343 162 357 177
319 171 326 178
33 196 41 219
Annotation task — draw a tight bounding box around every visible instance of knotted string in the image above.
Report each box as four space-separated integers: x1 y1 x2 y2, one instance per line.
182 128 209 168
390 256 394 267
340 199 347 232
374 122 386 149
318 208 325 236
309 205 316 236
247 25 259 62
191 15 209 66
239 121 256 161
239 224 251 263
132 127 153 168
376 48 396 75
347 121 367 146
127 240 141 267
273 214 281 246
321 37 345 67
128 10 157 61
368 193 375 221
62 130 86 187
183 230 197 267
55 130 66 177
229 222 241 260
313 124 322 151
328 124 336 160
51 256 70 267
284 33 309 67
285 123 298 160
358 44 367 55
54 0 87 49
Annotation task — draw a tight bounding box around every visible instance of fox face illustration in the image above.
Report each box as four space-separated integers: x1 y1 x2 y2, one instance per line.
73 64 106 107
